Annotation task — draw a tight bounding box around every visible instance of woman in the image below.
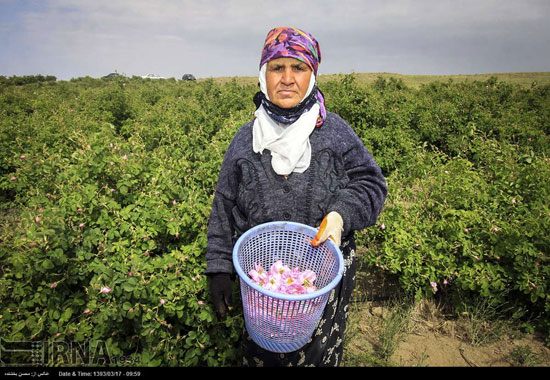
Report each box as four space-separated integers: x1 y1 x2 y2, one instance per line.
205 26 387 366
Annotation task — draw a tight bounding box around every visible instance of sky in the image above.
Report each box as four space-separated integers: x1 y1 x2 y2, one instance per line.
1 0 550 80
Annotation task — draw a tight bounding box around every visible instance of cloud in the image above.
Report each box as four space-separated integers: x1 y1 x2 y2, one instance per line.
2 0 550 79
314 0 550 74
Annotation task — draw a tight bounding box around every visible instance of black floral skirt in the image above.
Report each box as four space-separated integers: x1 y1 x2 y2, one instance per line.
241 238 357 367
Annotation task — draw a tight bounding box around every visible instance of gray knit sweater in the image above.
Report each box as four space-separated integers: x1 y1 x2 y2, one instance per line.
205 111 387 275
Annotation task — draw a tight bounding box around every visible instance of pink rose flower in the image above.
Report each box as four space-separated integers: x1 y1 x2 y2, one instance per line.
249 261 318 295
100 286 111 294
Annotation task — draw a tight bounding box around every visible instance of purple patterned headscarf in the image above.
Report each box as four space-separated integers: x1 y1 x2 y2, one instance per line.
260 26 322 76
256 26 326 127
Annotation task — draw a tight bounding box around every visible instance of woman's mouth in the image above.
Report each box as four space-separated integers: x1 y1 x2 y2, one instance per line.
277 90 296 97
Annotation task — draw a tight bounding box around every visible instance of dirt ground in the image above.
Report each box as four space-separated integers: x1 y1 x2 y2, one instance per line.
344 301 550 367
391 329 548 367
342 257 550 367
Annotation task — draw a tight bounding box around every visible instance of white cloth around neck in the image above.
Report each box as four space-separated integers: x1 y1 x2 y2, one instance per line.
253 64 318 176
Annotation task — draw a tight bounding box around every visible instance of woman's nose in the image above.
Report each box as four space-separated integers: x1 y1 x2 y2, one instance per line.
281 68 294 85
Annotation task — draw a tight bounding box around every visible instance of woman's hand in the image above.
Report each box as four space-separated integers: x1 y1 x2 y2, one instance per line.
208 273 233 319
311 211 343 247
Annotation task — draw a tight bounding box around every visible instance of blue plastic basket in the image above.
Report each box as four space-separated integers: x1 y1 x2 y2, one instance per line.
233 221 344 353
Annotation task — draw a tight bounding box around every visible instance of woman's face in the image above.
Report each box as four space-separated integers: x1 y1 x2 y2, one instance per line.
266 57 312 109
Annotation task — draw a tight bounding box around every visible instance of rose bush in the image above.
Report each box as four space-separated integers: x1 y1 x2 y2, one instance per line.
1 74 549 366
0 78 254 366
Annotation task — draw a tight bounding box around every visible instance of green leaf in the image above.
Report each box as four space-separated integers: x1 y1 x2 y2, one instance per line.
61 308 73 321
42 259 54 270
13 320 26 333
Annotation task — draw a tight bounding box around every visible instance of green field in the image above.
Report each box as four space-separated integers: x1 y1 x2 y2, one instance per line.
1 72 549 366
211 71 550 89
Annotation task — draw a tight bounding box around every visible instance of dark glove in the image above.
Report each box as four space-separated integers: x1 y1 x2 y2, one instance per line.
209 273 233 319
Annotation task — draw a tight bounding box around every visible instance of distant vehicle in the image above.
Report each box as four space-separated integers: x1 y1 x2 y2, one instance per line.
142 74 164 79
102 72 122 79
181 74 196 81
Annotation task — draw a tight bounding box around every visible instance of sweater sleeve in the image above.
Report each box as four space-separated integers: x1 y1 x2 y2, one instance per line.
205 129 244 275
205 190 237 275
327 119 388 237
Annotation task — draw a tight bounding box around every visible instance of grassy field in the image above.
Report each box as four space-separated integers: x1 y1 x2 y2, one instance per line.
207 71 550 89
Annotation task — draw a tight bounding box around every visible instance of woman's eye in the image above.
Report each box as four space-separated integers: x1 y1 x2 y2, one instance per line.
268 64 307 72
